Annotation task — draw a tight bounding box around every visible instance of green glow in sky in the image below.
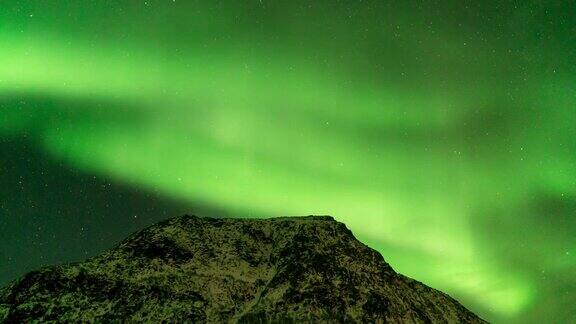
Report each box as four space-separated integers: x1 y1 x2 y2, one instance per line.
1 1 575 322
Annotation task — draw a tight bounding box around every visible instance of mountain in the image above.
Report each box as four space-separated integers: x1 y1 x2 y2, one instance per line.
0 215 486 323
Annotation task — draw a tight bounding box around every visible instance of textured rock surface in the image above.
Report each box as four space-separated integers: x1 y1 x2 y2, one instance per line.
0 215 486 323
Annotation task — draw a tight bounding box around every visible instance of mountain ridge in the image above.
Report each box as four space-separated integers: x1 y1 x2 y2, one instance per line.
0 215 486 323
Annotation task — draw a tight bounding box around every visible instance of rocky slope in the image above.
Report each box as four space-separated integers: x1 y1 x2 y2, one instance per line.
0 215 486 323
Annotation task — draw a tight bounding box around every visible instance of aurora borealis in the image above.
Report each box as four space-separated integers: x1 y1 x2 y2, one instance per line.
0 1 574 322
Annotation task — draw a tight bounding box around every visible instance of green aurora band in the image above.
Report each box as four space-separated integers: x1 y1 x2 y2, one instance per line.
1 1 575 322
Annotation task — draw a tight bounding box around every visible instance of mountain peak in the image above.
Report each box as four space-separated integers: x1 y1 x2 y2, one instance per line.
0 215 486 323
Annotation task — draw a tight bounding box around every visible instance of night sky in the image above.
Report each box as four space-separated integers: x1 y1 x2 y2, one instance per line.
1 1 575 322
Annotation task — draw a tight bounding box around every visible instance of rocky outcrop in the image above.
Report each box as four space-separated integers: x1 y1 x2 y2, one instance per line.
0 215 486 323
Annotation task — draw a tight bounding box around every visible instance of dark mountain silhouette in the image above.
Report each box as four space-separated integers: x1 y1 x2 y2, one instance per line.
0 215 486 323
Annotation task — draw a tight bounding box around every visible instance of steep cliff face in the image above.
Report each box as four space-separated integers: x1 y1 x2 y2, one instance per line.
0 215 486 323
